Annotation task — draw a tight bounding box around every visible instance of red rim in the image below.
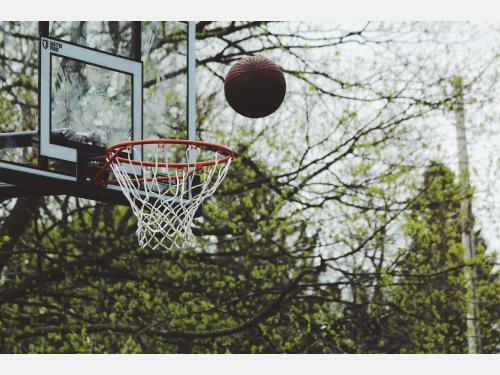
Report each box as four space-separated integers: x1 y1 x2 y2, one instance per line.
105 139 235 168
91 139 235 185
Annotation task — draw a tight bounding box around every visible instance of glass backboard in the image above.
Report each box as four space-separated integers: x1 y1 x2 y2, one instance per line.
0 21 196 204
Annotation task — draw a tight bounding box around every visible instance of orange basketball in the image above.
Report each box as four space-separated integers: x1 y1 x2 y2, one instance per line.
224 56 286 118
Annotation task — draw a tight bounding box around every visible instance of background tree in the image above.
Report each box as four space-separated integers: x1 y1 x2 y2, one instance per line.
386 162 498 353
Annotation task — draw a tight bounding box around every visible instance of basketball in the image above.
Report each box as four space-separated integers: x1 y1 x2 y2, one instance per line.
224 56 286 118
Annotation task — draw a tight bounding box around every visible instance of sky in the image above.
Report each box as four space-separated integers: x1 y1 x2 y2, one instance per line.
291 22 500 252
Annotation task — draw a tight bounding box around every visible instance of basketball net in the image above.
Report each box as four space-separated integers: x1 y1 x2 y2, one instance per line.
105 142 232 250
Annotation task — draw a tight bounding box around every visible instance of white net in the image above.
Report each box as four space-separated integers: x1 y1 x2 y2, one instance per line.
106 142 232 250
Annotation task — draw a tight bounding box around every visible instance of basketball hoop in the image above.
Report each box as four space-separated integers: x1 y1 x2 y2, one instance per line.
92 139 235 250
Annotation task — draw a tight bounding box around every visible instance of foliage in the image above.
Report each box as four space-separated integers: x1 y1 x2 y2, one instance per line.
385 163 498 353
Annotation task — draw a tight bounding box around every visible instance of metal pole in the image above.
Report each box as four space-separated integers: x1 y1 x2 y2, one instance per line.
131 22 142 61
186 23 199 208
452 76 481 354
38 21 49 37
187 22 196 141
38 22 50 170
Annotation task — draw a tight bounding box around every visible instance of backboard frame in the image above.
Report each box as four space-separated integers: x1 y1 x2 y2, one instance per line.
39 36 143 170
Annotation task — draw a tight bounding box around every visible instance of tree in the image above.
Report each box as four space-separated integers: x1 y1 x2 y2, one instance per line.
386 162 498 353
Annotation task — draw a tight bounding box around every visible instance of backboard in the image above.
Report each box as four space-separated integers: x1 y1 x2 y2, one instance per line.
0 21 197 205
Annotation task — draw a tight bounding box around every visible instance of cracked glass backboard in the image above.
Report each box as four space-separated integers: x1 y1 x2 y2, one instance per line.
0 21 195 202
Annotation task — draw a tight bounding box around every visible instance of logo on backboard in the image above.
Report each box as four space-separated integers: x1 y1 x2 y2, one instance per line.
49 40 62 52
42 39 63 52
